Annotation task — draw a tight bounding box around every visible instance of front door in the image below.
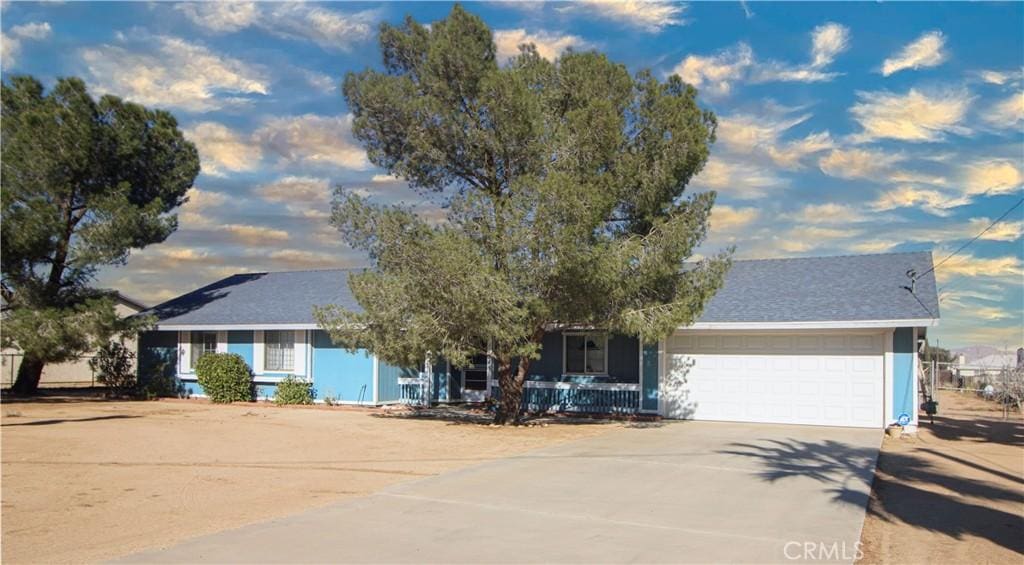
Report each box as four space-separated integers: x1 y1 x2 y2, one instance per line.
462 354 489 402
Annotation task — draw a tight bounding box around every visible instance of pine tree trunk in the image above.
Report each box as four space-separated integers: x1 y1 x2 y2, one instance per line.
12 355 44 395
494 355 532 425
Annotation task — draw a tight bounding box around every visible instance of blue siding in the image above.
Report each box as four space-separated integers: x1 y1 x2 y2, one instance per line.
432 360 450 402
893 328 915 421
528 332 640 384
379 361 417 402
182 380 205 397
641 342 659 411
311 330 373 403
137 331 178 381
227 330 254 368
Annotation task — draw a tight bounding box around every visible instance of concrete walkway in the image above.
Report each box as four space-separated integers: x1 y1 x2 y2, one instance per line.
120 421 881 563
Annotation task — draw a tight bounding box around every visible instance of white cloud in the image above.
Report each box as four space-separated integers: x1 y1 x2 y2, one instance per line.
849 88 972 142
262 249 350 270
184 121 263 176
2 21 52 67
691 157 783 198
81 35 269 112
848 240 898 254
1 32 19 67
493 29 589 62
716 110 832 168
176 2 376 51
263 3 377 52
300 68 337 93
984 91 1024 128
932 251 1023 282
964 217 1023 242
786 203 866 225
978 70 1012 85
881 31 947 77
253 113 370 170
558 1 687 33
256 176 333 218
709 205 760 232
870 185 971 216
176 187 229 228
818 148 903 180
672 43 753 97
10 21 52 40
257 176 331 204
177 2 259 33
674 23 849 96
963 159 1022 196
222 223 290 244
810 23 849 69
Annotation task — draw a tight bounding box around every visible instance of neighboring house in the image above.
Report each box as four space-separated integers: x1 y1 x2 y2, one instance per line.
136 251 939 430
2 292 149 388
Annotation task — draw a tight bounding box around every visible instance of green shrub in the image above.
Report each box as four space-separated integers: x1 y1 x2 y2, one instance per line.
89 342 137 397
195 353 253 403
139 362 185 399
274 375 314 405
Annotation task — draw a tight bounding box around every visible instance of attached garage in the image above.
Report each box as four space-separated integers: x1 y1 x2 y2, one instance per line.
662 331 884 428
654 252 940 430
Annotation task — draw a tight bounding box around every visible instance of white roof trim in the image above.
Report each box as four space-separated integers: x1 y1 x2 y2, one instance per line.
156 323 320 331
157 318 939 332
682 318 939 330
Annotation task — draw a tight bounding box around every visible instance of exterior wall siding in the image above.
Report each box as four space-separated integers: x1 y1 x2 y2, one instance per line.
311 330 374 404
378 361 416 402
137 330 180 387
892 327 915 421
528 331 640 384
227 330 254 367
641 342 659 412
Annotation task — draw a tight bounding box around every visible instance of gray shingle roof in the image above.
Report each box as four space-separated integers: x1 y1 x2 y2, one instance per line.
144 251 939 328
144 269 365 327
697 251 938 323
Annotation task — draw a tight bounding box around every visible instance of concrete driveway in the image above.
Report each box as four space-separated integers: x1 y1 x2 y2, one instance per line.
120 421 881 564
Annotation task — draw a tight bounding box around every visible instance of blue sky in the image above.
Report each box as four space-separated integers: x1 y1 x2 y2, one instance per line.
2 1 1021 349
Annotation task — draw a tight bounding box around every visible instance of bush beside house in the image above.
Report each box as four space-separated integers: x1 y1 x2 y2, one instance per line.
196 353 253 403
274 376 314 405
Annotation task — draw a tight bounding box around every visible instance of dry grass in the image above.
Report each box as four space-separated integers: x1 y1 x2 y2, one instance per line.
1 398 614 563
858 390 1024 564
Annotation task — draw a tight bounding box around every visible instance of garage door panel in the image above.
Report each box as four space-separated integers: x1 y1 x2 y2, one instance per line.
663 332 883 428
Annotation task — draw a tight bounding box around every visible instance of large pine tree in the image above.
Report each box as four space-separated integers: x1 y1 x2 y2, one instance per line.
1 76 200 394
317 5 731 423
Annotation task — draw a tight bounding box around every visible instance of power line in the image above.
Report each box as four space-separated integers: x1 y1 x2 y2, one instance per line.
916 196 1024 281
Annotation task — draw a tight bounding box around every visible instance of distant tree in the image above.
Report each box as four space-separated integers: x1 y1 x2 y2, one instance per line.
316 5 730 424
1 76 200 394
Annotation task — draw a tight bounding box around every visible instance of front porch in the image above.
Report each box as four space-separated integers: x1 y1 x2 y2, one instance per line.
399 331 659 415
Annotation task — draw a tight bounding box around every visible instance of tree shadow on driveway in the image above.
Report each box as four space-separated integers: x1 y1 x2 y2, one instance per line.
721 438 1024 555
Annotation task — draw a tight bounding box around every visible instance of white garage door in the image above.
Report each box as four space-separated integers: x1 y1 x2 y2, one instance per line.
662 332 884 428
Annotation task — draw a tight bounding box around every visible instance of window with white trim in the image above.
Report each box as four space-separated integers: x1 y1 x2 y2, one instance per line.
264 330 295 372
190 331 217 370
564 332 607 375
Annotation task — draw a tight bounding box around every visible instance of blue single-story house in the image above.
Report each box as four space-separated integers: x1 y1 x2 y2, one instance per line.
136 251 939 430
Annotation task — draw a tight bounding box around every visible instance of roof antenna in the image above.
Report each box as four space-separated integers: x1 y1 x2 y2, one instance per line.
904 269 917 294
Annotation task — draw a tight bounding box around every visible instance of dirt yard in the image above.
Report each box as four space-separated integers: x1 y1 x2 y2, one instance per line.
1 398 614 563
858 390 1024 564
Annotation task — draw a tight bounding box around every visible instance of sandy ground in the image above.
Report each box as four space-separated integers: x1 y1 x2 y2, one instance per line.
0 398 613 564
858 390 1024 564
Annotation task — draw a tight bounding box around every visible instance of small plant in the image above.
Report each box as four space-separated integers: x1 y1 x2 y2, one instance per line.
195 353 253 403
89 341 137 397
274 375 314 405
138 361 185 399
